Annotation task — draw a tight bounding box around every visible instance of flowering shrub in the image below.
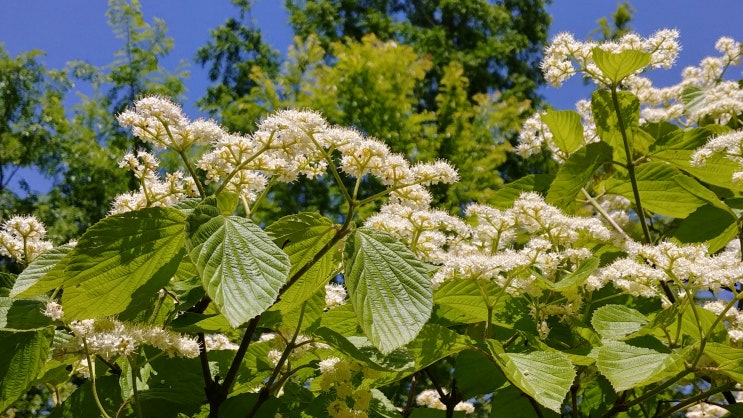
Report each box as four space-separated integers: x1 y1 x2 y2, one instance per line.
3 29 743 418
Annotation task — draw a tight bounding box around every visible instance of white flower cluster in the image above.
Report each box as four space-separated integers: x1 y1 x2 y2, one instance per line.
56 318 200 360
415 389 475 414
367 192 614 302
118 96 224 151
703 301 743 343
0 215 54 264
541 29 680 87
118 97 458 209
325 282 347 309
110 151 198 215
42 301 64 321
623 36 743 125
691 130 743 187
203 334 239 351
588 241 743 308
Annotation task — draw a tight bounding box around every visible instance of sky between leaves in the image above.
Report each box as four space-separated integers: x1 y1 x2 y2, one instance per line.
1 0 743 193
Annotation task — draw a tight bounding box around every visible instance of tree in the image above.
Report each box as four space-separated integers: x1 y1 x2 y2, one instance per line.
194 0 281 117
286 0 552 105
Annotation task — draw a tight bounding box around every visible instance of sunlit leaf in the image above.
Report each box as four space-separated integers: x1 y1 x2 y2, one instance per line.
487 340 575 413
62 207 186 320
595 340 685 391
592 48 651 84
591 305 648 340
186 198 290 328
344 228 433 353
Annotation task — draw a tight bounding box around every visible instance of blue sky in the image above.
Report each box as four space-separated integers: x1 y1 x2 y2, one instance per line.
2 0 743 193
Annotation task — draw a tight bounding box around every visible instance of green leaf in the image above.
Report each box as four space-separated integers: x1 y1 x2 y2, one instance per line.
63 207 186 320
265 212 341 310
455 349 507 398
365 324 476 388
170 312 233 333
311 303 362 336
605 163 710 218
0 298 54 331
592 48 651 84
313 326 415 371
673 204 738 252
434 279 501 324
535 257 599 291
489 174 554 209
48 375 123 418
592 89 639 162
595 340 684 391
344 228 433 353
487 340 576 413
490 384 561 418
541 110 584 155
704 343 743 384
591 305 648 340
10 243 74 298
652 148 743 191
546 141 612 212
0 328 54 410
186 198 291 328
134 352 206 417
0 273 14 297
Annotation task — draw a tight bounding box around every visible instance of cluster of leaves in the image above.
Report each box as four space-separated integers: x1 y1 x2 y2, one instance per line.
4 37 743 418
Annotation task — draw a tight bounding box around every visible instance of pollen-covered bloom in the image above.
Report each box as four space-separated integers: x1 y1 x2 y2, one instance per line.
541 29 679 87
110 151 198 215
691 129 743 186
325 283 347 309
42 301 64 321
0 215 54 264
432 193 614 300
516 113 553 159
118 96 224 151
58 318 199 360
416 389 475 414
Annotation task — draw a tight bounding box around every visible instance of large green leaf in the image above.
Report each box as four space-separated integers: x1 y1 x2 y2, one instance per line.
490 384 561 418
345 228 433 353
595 340 685 391
0 328 54 410
673 204 738 252
186 198 291 328
362 324 476 387
489 174 554 209
265 212 341 310
10 243 74 298
546 141 612 212
455 349 507 398
591 305 648 340
48 375 123 418
487 340 575 413
704 343 743 384
541 109 584 155
0 298 54 331
592 48 651 84
62 207 186 320
592 89 639 162
434 279 501 324
604 163 711 218
652 149 743 191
